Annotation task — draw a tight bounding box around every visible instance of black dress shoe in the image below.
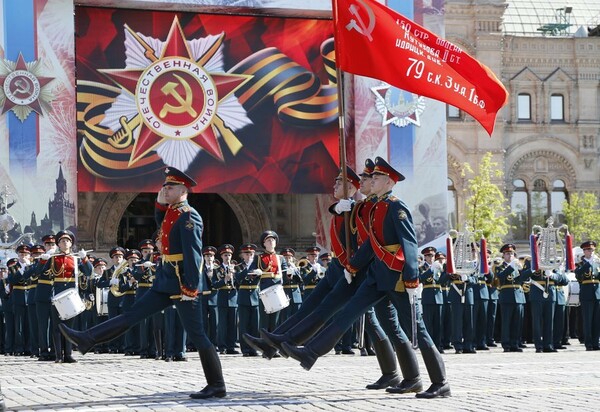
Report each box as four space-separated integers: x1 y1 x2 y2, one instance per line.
164 356 173 362
242 333 278 360
543 348 557 353
366 373 401 390
455 349 463 354
225 349 240 355
487 342 498 347
174 356 188 361
335 350 341 355
360 348 368 356
463 349 477 354
55 358 63 363
367 347 376 356
272 351 282 358
519 343 528 348
555 345 567 350
260 329 289 358
189 384 226 399
510 348 523 352
476 346 489 351
247 351 258 357
63 356 78 363
415 382 451 398
281 342 317 371
385 378 423 394
341 349 355 355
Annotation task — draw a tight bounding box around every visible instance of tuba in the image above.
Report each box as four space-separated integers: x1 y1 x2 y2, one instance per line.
110 260 129 297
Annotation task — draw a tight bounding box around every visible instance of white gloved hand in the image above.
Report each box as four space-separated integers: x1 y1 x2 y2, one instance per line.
109 278 119 286
460 274 468 282
41 253 51 261
344 269 353 284
142 261 155 268
180 294 195 301
334 199 353 214
78 249 87 259
431 261 443 274
252 269 263 276
406 287 419 303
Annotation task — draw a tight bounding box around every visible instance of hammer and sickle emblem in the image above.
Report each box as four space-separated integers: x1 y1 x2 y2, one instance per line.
346 0 376 42
14 78 31 95
159 74 197 119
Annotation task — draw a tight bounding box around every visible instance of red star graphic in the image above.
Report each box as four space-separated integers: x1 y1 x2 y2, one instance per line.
100 17 249 165
0 53 54 116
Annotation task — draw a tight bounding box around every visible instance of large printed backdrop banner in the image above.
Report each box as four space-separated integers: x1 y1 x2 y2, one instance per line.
75 7 339 193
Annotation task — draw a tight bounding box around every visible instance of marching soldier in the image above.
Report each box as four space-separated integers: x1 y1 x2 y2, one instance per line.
280 247 302 322
59 167 227 399
419 246 444 352
213 244 239 354
7 245 31 356
134 240 158 359
235 243 261 356
301 247 324 299
42 230 92 363
34 234 57 360
574 240 600 350
283 157 450 399
200 246 219 349
495 244 526 352
96 246 126 353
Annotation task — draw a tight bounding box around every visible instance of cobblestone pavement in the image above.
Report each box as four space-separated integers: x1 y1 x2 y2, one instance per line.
1 343 599 411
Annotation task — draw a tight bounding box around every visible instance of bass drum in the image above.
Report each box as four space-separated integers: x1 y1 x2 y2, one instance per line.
96 287 109 315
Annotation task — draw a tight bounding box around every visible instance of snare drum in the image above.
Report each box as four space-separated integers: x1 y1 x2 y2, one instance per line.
259 284 289 314
51 288 85 320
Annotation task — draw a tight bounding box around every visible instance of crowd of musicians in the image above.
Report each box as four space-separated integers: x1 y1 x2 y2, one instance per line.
1 184 599 365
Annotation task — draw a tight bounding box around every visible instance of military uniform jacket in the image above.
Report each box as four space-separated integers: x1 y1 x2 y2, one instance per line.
301 263 324 290
282 264 303 304
255 252 288 290
574 258 600 302
349 193 419 292
441 272 477 305
23 262 38 305
521 267 559 302
133 260 155 299
473 272 491 301
554 273 570 306
97 265 124 308
118 266 137 299
201 263 219 306
154 200 204 297
235 260 260 307
33 258 53 303
329 201 359 269
0 278 12 312
7 261 30 306
487 267 499 300
212 264 238 308
495 261 526 304
41 254 93 295
419 262 443 305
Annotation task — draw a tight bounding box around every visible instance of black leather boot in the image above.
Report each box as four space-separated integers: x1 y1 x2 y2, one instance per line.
59 315 130 355
386 341 423 394
190 348 226 399
366 337 401 390
260 329 292 358
415 345 451 398
261 311 328 358
281 342 319 371
283 324 346 370
242 333 278 360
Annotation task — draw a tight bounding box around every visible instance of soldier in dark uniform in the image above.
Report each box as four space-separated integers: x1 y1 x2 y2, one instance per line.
121 249 141 356
319 252 332 268
495 243 526 352
280 247 302 322
283 157 450 399
200 246 219 349
419 247 444 352
43 230 92 363
574 240 600 350
25 244 45 357
96 246 126 353
235 243 260 356
436 252 453 350
0 261 13 355
553 271 570 350
256 231 288 332
133 240 158 359
59 167 226 399
7 245 31 356
300 247 324 300
90 258 110 353
486 254 500 347
213 244 239 355
34 235 57 360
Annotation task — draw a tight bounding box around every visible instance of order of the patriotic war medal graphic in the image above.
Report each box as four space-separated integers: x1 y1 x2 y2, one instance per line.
0 53 55 122
371 83 425 128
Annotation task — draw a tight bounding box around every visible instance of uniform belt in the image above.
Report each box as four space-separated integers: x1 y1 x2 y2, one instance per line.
54 277 75 282
38 279 54 285
423 284 441 289
582 280 600 285
499 284 522 290
202 291 213 295
441 287 450 291
260 272 282 280
478 281 487 285
123 291 136 295
304 285 317 289
452 280 465 285
162 254 184 263
218 286 233 290
137 283 152 287
12 285 34 290
239 285 259 290
283 285 300 289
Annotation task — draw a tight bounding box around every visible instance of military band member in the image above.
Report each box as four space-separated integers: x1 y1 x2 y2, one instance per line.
96 246 126 353
214 244 239 354
419 247 444 353
90 258 108 353
486 255 500 347
134 240 158 359
34 235 57 360
235 243 260 356
200 246 219 348
553 271 570 350
473 255 492 351
574 241 600 351
0 261 13 355
25 244 45 357
121 249 141 356
256 230 288 332
281 247 302 322
301 247 324 299
283 157 450 399
436 252 452 350
59 167 227 399
7 244 31 356
42 230 92 363
495 244 526 352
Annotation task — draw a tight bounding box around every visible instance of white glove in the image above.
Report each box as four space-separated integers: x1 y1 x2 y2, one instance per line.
431 261 443 274
334 199 353 214
180 294 195 301
406 287 418 303
109 278 119 286
344 269 353 284
252 269 262 276
460 274 468 282
510 259 521 275
78 249 88 259
142 261 155 268
41 253 51 260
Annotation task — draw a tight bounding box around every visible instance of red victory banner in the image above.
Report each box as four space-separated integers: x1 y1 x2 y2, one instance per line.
332 0 508 135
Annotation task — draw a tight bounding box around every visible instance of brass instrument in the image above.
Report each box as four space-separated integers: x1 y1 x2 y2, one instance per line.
297 258 309 268
84 293 95 310
110 260 129 297
531 217 568 298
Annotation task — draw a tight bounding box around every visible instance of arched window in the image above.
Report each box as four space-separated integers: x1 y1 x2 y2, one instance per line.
551 179 568 223
531 179 549 227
